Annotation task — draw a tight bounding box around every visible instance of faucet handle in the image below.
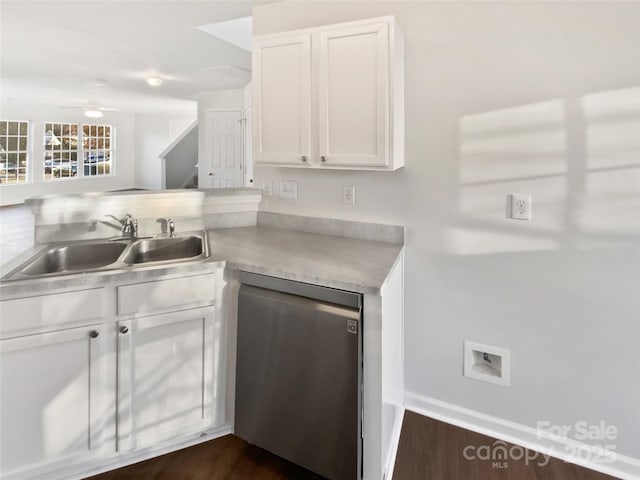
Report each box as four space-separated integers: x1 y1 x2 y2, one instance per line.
168 218 176 237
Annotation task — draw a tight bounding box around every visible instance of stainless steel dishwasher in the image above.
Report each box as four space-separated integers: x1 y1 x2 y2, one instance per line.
235 271 362 480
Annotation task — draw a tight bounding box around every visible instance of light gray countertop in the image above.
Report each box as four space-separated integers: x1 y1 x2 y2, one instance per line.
0 225 403 299
208 226 403 295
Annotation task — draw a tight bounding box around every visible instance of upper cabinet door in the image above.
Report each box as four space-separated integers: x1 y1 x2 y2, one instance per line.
253 34 312 166
318 22 390 168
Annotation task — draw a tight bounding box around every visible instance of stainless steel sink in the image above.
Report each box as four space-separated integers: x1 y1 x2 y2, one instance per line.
2 232 209 281
123 236 205 264
19 241 129 276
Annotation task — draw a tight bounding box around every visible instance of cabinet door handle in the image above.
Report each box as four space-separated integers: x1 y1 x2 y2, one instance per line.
88 330 99 339
301 155 307 163
119 326 129 334
321 156 327 163
208 172 214 176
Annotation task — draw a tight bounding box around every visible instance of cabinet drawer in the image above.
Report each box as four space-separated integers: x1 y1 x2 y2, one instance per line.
117 273 215 316
0 288 105 337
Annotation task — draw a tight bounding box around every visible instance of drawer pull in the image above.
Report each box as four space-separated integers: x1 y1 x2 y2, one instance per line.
88 330 99 339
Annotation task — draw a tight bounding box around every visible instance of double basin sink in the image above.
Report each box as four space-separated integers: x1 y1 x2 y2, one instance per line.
3 232 209 281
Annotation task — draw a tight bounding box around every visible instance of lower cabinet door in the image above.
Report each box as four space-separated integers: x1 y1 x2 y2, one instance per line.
117 307 216 451
0 325 106 478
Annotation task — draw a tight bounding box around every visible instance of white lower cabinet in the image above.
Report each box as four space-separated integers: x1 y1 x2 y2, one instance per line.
116 307 216 451
0 270 222 480
0 325 107 478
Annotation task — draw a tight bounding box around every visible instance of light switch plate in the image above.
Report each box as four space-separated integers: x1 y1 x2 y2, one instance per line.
343 185 355 205
279 180 298 200
261 180 273 197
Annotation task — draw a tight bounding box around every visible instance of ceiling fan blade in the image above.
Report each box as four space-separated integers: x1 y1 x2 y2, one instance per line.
204 65 250 77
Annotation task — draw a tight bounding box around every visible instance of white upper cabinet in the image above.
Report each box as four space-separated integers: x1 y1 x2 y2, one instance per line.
253 16 404 171
318 22 389 168
253 34 312 166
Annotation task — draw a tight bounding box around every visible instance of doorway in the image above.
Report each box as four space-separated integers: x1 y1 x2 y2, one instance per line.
201 110 244 188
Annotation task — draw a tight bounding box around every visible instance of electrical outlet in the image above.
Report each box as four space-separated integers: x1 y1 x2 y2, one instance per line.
508 194 532 220
343 185 355 205
261 180 273 197
279 180 298 200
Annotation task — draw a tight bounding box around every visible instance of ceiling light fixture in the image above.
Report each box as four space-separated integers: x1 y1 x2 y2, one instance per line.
147 76 163 87
84 109 104 118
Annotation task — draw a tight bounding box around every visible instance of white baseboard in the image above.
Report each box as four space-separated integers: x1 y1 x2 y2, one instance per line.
405 392 640 480
384 407 405 480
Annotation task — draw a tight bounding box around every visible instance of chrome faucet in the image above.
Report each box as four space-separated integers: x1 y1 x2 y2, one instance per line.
121 214 138 238
168 218 176 237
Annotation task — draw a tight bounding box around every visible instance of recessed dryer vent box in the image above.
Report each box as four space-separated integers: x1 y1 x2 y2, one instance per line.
464 341 510 387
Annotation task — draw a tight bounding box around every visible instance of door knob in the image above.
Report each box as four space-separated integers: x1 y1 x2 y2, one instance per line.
208 172 214 176
88 330 99 338
321 156 327 163
301 155 307 163
119 326 129 334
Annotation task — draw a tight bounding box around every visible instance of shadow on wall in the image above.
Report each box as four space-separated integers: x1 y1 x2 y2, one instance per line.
415 85 640 457
450 86 640 255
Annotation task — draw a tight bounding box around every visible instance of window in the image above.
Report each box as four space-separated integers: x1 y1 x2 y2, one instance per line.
44 122 78 180
82 124 113 177
43 122 114 180
0 120 29 185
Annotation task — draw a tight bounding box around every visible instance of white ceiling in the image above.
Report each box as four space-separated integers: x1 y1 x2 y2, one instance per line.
198 16 253 52
0 1 261 115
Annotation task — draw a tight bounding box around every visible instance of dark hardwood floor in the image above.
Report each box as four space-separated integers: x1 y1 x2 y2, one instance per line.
393 411 619 480
87 411 620 480
87 434 324 480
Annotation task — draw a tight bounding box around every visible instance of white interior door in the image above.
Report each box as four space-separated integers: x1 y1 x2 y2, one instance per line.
318 22 390 167
202 110 244 188
244 105 253 186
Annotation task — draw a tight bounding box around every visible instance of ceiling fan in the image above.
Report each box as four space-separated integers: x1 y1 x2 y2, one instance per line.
204 65 250 77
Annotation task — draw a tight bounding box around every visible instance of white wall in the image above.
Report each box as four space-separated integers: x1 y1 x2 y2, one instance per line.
164 125 198 188
134 112 196 190
0 102 136 205
253 0 640 461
